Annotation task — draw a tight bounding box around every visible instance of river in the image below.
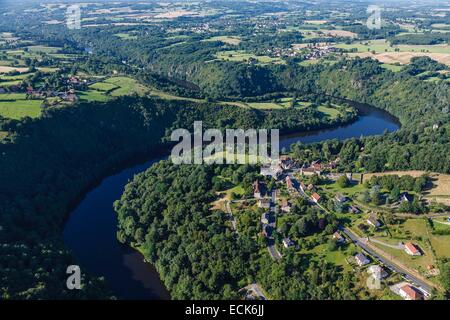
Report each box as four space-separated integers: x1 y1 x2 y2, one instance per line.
63 103 400 300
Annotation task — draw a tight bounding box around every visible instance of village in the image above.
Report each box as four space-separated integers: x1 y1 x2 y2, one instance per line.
227 155 446 300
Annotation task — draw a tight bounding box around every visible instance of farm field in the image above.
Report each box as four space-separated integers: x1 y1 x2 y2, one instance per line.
0 66 29 74
335 39 450 54
336 39 450 66
80 77 150 101
0 99 42 119
204 36 241 45
104 77 149 96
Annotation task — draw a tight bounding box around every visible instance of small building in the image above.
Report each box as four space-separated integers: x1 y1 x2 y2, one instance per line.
367 265 388 280
349 205 361 214
404 242 421 256
279 156 295 170
333 231 345 243
299 182 306 192
307 184 315 192
261 212 269 225
311 193 321 203
253 180 262 199
258 199 271 209
260 164 283 180
400 192 413 203
335 194 348 203
301 166 321 176
281 199 291 213
355 253 370 266
399 285 422 300
367 213 381 228
282 238 294 248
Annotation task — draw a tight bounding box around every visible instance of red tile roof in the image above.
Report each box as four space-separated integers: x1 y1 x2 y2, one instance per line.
311 193 321 202
401 285 422 300
405 242 420 255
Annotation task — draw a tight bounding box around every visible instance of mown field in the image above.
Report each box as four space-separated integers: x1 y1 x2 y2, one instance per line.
80 76 150 102
0 98 42 119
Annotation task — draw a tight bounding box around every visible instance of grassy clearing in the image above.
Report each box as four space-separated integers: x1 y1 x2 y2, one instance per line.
27 45 60 53
114 33 138 40
380 64 403 72
104 77 149 96
215 50 284 65
0 93 27 101
204 36 241 45
77 90 109 102
321 180 365 197
0 100 42 119
317 105 340 119
0 131 8 140
89 82 118 92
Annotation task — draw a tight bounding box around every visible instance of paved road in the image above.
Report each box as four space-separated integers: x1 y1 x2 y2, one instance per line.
244 283 267 300
342 227 433 294
369 238 404 250
267 244 282 261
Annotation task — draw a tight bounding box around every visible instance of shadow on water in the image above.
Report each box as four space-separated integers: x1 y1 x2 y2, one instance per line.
63 103 400 300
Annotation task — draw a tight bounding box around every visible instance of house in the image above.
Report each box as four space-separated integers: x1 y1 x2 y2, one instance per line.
404 242 421 256
279 156 295 170
333 231 345 243
355 253 370 266
307 184 315 192
311 193 321 203
69 76 81 85
367 265 388 280
261 212 269 225
63 93 77 102
367 213 381 228
281 199 291 213
349 205 361 214
400 192 413 203
258 199 271 209
335 194 348 203
260 164 283 179
399 285 423 300
282 238 294 248
253 180 262 199
300 166 321 176
311 160 322 171
285 176 294 190
299 182 306 192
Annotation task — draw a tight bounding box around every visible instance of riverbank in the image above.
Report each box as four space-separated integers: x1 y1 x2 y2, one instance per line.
63 102 400 299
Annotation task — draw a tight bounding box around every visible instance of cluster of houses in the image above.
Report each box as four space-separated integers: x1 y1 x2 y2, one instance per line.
300 44 337 61
26 85 78 102
259 156 297 179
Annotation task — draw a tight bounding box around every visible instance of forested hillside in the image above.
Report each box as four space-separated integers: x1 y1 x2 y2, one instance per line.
0 96 351 299
114 162 358 299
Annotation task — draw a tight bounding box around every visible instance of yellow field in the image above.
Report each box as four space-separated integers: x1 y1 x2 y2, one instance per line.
349 52 450 67
0 66 29 73
363 171 450 204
